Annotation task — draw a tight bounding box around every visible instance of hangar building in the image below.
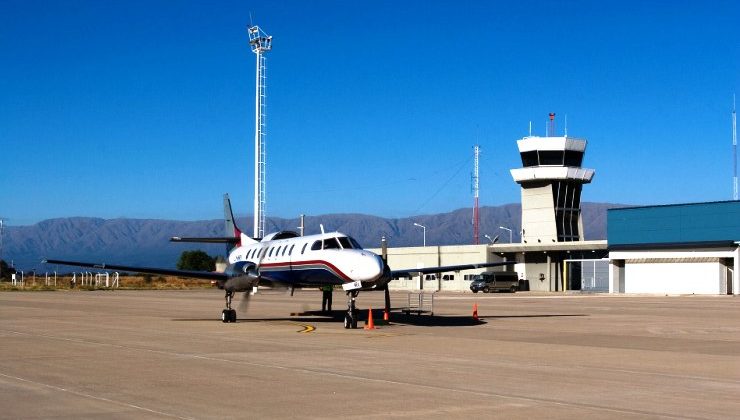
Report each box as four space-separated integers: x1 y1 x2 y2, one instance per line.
608 201 740 295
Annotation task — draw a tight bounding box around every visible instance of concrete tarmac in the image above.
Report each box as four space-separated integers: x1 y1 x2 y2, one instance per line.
1 289 739 419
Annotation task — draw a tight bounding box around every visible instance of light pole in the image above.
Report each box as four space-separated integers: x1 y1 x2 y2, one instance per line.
413 223 426 247
499 226 513 243
484 234 499 244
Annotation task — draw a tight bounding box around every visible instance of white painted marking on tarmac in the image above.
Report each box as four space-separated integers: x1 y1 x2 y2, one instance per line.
0 372 195 420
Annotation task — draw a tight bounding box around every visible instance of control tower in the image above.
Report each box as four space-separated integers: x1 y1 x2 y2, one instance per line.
510 126 594 243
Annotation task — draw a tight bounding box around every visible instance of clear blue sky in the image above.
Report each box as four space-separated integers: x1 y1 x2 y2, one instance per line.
2 0 738 226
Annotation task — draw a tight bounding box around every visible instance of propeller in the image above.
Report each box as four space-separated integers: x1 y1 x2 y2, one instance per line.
239 289 252 313
223 262 260 315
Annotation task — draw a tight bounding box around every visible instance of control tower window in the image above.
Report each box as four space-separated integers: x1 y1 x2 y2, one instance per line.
521 151 538 167
538 151 565 166
564 150 584 166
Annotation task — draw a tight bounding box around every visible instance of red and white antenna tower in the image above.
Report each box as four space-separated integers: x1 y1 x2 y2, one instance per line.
472 145 480 244
732 94 738 201
548 113 556 136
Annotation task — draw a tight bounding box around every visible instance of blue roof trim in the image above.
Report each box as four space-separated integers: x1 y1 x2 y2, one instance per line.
608 201 740 246
608 199 740 212
609 240 737 251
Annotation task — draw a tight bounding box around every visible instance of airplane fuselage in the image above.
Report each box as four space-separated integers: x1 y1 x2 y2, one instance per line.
228 231 387 288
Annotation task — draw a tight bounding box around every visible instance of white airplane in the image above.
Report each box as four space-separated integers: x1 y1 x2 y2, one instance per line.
45 194 513 328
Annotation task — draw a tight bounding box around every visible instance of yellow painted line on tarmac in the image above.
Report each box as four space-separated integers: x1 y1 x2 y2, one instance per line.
296 324 316 333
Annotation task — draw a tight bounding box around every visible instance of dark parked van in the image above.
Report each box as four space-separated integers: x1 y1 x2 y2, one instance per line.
470 271 519 293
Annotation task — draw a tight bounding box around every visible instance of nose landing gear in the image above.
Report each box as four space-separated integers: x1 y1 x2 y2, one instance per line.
344 290 359 329
222 290 237 323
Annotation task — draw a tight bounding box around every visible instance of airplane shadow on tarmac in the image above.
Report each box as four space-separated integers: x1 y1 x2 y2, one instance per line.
173 310 587 327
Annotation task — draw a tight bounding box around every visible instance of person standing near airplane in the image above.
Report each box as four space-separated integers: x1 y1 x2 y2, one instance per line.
321 284 333 313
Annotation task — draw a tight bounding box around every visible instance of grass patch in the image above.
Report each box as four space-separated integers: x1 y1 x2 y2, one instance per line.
0 275 214 291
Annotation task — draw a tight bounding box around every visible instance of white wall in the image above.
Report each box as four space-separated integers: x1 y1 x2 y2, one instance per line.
371 245 494 292
521 185 558 243
624 262 722 295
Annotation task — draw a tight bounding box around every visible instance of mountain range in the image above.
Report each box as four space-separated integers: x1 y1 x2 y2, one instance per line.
4 202 622 271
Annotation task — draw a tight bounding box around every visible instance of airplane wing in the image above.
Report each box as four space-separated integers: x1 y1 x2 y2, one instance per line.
170 237 239 244
43 259 227 281
390 261 515 278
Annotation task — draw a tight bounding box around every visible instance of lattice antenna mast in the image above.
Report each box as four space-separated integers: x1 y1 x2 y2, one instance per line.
733 94 737 201
472 145 480 244
248 25 272 238
0 218 5 276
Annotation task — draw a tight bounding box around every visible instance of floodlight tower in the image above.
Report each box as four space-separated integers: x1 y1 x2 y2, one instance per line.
248 25 272 238
472 145 480 244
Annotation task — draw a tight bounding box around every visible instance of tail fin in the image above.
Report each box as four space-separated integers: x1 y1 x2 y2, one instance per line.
223 194 257 250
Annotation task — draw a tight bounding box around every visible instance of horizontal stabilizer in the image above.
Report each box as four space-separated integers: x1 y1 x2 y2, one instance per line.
170 237 240 244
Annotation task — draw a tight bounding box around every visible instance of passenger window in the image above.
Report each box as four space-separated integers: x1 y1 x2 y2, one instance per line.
289 244 295 256
302 243 308 254
282 246 288 256
268 247 274 257
311 241 322 251
276 246 282 256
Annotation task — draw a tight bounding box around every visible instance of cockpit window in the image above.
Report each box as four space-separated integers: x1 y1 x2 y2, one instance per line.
323 238 341 249
311 241 322 251
337 237 352 249
349 237 363 249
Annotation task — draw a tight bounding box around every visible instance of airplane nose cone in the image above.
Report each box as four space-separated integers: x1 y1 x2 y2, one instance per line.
354 252 384 282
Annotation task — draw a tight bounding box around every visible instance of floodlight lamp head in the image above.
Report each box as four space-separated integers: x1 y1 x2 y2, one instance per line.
247 25 272 53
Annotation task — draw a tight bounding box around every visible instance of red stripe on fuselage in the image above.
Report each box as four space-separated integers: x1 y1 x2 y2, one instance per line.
259 259 352 282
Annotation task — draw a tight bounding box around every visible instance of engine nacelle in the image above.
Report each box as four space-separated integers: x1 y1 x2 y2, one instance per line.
222 261 259 292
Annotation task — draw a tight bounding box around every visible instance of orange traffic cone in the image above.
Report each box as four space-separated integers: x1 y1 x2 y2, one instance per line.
472 303 479 321
364 307 377 330
383 308 389 322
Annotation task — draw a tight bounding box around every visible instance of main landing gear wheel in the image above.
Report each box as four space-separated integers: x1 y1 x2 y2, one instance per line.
345 290 359 329
221 309 236 323
222 309 236 323
222 291 237 323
